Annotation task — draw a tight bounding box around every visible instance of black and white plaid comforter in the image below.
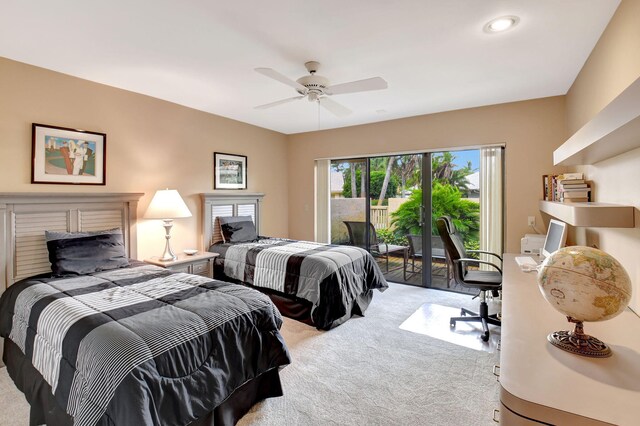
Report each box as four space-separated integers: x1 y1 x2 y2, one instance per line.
0 263 290 426
209 239 388 329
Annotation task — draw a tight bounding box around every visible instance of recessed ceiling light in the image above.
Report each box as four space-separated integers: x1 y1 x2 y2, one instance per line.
484 16 520 33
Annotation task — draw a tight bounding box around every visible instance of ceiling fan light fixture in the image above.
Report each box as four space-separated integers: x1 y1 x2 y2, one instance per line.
484 16 520 33
254 61 386 117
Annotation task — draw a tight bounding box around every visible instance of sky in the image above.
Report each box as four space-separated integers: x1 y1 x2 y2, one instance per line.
443 149 480 172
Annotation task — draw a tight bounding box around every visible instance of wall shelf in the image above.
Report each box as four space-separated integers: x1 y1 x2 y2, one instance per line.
554 76 640 166
539 200 635 227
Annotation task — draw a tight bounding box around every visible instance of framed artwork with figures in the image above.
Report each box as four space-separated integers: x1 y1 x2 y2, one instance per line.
214 152 247 189
31 123 106 185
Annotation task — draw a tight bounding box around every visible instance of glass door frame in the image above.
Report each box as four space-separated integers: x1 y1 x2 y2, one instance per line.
420 153 433 288
361 153 437 288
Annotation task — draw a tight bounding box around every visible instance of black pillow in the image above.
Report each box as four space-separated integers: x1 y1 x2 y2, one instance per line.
45 229 129 276
218 216 258 243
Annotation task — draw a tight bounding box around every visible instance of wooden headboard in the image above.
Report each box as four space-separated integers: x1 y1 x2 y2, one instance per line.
200 193 264 248
0 192 144 293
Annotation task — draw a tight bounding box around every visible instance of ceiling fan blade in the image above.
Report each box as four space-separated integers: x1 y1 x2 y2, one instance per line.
254 96 305 110
318 97 352 117
325 77 388 95
255 67 308 93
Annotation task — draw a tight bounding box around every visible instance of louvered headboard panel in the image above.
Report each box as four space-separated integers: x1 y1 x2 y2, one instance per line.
200 193 264 248
1 193 143 292
14 211 69 282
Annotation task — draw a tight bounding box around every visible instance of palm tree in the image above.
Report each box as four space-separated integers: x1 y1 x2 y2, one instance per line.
395 155 420 197
377 156 395 206
349 161 357 198
360 162 366 198
432 152 474 192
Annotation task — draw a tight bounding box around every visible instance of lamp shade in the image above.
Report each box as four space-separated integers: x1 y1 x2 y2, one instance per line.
144 189 192 219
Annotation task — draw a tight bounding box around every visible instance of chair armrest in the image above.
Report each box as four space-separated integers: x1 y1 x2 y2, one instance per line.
455 258 503 274
467 250 503 261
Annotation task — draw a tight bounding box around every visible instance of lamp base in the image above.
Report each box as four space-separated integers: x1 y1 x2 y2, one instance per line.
548 319 611 358
159 219 177 261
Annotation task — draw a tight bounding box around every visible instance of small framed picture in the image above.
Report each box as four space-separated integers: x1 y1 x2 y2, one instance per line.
32 123 106 185
214 152 247 189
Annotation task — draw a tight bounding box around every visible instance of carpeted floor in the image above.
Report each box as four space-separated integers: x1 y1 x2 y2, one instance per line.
0 283 501 426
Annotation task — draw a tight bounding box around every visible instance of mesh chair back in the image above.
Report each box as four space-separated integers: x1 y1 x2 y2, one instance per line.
439 216 468 259
436 216 468 281
343 221 379 252
407 234 422 257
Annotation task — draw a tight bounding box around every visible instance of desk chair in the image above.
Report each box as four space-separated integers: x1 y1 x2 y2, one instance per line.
436 216 502 342
343 221 406 272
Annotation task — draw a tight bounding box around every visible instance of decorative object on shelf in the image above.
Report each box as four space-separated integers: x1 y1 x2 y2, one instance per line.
537 246 632 358
144 189 192 261
183 249 198 255
31 123 106 185
214 152 247 189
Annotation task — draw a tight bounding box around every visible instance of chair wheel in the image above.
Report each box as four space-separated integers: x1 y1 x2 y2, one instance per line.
460 309 466 316
450 320 456 328
482 332 489 342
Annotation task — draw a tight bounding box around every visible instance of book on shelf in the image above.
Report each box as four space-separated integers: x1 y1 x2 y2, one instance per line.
557 172 583 180
562 198 589 203
559 183 588 189
562 191 590 198
562 187 591 193
543 173 592 202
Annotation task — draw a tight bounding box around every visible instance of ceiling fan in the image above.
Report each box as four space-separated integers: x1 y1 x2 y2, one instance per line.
254 61 387 117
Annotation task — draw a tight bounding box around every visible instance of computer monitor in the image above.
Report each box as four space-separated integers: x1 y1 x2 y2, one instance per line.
541 219 568 258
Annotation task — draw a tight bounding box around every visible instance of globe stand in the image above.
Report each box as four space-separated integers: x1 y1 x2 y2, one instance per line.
548 317 611 358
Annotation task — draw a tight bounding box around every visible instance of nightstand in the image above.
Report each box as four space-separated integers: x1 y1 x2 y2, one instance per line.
144 252 218 279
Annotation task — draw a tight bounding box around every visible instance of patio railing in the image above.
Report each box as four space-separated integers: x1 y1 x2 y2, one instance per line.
370 206 389 230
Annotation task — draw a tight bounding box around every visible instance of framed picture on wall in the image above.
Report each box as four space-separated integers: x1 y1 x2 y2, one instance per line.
31 123 106 185
214 152 247 189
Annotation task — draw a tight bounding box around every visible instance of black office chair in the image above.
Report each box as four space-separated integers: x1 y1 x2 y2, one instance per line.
436 216 502 342
343 221 406 272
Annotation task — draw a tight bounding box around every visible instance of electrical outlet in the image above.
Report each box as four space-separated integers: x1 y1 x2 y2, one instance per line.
527 216 535 227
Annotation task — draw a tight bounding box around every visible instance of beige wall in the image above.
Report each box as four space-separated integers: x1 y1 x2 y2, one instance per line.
287 96 567 253
566 0 640 134
565 0 640 311
0 57 289 260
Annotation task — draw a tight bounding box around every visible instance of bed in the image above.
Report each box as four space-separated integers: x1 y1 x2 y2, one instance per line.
201 193 388 330
0 193 290 426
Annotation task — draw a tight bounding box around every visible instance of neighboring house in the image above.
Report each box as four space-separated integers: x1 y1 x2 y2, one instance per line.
331 171 345 198
465 172 480 200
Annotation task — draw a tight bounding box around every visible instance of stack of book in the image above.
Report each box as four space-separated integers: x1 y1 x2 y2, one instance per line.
543 173 591 202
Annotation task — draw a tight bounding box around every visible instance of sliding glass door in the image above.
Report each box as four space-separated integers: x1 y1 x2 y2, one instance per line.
325 147 501 292
430 150 480 294
330 159 368 245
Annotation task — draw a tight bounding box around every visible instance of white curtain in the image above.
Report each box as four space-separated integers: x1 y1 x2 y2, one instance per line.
315 159 331 243
479 147 504 269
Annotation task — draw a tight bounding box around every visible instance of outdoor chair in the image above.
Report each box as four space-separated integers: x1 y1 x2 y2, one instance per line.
343 221 406 272
404 234 450 282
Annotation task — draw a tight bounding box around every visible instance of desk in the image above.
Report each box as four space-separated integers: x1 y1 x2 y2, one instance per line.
500 254 640 425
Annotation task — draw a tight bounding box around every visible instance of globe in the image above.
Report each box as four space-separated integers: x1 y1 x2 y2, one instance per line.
536 246 632 357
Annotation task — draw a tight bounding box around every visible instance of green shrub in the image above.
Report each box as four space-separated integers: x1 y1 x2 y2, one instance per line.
376 228 408 247
390 183 480 247
343 169 398 199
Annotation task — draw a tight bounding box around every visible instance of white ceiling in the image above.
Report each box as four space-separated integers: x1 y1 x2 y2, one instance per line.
0 1 620 134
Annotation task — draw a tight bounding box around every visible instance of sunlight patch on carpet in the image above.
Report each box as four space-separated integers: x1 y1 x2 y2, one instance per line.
399 303 501 353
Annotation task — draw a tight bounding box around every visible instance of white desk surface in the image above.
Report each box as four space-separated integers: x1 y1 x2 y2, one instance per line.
501 254 640 425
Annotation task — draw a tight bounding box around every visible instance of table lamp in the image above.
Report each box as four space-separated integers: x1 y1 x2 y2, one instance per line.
144 189 192 261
